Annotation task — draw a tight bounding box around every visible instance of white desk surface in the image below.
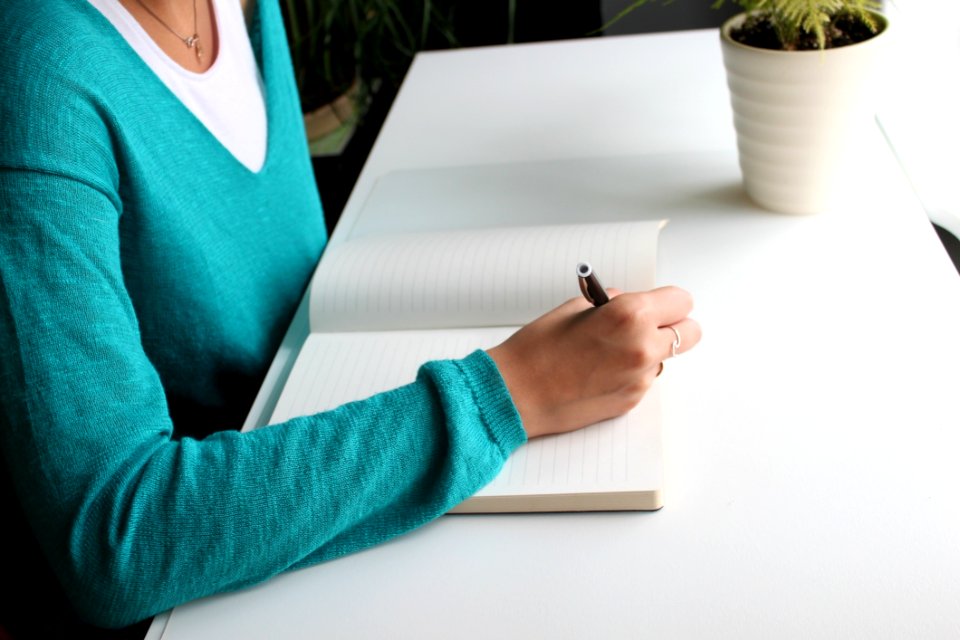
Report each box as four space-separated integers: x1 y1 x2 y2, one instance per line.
879 0 960 238
151 27 960 640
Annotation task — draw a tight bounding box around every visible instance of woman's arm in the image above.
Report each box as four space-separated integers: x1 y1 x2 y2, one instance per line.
0 163 699 627
0 167 526 628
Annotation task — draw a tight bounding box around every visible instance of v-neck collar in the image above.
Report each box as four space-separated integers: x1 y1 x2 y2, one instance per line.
84 0 276 177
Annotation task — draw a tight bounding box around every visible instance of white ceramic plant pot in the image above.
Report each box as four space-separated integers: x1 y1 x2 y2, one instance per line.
720 12 889 214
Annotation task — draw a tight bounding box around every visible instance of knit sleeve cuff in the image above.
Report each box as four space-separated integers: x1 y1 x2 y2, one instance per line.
453 349 528 456
418 349 527 462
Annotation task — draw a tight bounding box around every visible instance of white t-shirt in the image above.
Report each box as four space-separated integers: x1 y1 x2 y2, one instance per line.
88 0 268 172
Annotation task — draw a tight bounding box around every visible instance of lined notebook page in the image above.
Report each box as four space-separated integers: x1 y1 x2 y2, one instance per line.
307 220 664 333
269 328 663 512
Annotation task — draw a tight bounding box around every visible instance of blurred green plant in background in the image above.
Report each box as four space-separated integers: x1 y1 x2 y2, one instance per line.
281 0 459 113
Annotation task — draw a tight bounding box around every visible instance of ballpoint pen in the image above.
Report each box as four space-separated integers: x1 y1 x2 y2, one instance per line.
576 261 609 307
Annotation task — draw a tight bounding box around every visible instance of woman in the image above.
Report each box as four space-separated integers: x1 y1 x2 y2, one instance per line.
0 0 700 635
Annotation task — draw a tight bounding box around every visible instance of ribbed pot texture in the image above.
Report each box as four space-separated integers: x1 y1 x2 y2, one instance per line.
720 12 889 214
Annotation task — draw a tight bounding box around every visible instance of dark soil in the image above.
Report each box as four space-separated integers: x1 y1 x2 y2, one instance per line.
730 12 880 50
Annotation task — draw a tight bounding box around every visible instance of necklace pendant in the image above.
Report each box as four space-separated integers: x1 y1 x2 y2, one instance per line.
184 34 203 65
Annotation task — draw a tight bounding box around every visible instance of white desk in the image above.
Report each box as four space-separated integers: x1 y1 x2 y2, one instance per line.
879 0 960 239
150 28 960 640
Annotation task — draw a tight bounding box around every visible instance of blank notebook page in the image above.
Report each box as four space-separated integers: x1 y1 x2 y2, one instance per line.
307 220 663 332
268 328 662 503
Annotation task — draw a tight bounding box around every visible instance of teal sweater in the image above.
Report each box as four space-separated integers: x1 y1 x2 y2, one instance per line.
0 0 525 628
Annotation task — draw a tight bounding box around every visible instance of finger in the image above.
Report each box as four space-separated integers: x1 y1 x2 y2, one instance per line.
644 286 694 326
610 286 693 327
636 359 665 392
553 295 596 316
564 287 624 317
575 287 623 308
659 317 701 359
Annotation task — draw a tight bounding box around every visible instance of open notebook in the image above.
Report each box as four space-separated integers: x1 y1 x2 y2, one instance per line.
266 219 666 512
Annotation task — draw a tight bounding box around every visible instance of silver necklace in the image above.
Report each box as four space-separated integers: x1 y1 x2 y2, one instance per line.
133 0 204 64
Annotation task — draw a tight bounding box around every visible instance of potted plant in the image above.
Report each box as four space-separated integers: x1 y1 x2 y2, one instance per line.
719 0 888 213
281 0 457 156
606 0 888 214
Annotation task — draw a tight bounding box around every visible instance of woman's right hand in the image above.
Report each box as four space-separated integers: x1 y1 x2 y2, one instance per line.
486 287 700 439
